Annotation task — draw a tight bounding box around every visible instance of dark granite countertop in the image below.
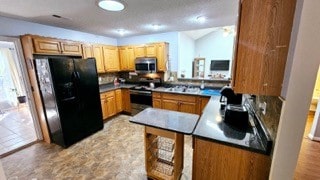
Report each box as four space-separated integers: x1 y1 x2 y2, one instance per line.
99 83 137 93
193 96 272 155
129 108 199 135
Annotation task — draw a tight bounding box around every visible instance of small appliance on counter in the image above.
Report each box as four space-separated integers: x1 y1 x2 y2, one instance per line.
224 104 249 127
219 86 242 109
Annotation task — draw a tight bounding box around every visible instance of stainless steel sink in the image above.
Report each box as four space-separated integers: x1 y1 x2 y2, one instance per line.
164 86 200 94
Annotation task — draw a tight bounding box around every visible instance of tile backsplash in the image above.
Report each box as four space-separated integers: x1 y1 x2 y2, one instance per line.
245 94 283 143
98 73 117 84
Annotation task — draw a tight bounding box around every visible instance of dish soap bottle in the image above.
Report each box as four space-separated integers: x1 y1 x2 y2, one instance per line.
200 80 205 90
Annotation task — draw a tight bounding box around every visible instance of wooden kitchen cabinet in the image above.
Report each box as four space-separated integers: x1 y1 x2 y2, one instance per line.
198 97 210 114
100 91 116 119
156 42 169 72
115 89 123 113
92 45 105 73
32 37 82 56
193 138 271 180
103 46 120 72
119 46 135 71
145 44 157 57
134 45 146 57
152 92 162 108
233 0 296 96
156 92 198 114
82 44 94 59
121 89 131 113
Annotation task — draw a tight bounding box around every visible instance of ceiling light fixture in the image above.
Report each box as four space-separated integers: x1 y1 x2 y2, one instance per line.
196 16 206 23
118 29 125 36
98 0 125 12
152 24 161 30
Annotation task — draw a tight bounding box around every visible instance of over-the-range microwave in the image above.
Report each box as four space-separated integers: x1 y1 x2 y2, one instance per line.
135 57 157 74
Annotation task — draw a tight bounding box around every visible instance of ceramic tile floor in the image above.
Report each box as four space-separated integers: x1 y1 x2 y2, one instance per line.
0 106 37 156
1 115 193 179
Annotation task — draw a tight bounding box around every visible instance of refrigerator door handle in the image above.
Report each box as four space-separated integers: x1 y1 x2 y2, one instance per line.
76 71 80 80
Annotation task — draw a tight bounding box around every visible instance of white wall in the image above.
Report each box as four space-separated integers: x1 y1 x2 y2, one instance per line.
117 32 179 71
178 32 195 78
0 161 6 180
270 0 320 179
0 16 117 45
195 29 235 78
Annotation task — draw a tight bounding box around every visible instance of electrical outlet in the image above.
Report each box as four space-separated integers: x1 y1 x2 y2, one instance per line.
259 102 267 115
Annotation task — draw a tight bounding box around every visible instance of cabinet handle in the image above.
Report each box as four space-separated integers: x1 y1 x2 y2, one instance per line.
276 45 287 48
263 83 268 86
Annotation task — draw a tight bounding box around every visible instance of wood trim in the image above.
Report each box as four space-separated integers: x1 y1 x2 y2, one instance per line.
20 35 51 143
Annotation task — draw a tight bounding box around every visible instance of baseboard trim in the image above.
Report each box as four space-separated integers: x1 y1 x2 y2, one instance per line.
308 133 320 141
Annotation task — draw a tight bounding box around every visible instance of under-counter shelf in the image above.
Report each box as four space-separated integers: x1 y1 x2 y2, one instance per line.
145 127 183 180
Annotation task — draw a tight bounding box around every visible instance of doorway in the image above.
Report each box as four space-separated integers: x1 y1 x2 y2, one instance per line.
294 66 320 179
0 37 41 157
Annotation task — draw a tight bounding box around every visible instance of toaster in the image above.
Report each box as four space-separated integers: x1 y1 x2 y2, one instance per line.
224 104 249 127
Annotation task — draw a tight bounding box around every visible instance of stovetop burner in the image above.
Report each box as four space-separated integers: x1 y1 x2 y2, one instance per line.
131 86 152 91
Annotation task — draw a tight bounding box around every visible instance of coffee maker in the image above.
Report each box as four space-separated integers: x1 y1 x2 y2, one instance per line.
219 86 242 109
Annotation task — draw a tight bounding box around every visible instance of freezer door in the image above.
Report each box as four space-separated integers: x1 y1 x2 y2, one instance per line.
73 58 103 134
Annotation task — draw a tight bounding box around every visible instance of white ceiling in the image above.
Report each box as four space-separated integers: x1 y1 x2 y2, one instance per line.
0 0 239 38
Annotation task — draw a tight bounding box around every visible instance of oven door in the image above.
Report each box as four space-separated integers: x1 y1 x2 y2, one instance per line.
130 90 152 115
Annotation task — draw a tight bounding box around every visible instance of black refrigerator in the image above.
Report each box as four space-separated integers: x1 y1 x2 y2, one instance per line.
35 57 103 147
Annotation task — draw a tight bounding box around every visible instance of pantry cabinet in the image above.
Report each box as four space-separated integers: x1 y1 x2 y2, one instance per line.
233 0 296 96
103 46 120 72
119 46 135 71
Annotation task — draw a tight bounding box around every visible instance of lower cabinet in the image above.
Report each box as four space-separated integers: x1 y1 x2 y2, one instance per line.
198 97 210 114
115 89 123 113
100 91 116 119
193 138 271 180
121 89 131 113
160 93 198 114
152 92 162 108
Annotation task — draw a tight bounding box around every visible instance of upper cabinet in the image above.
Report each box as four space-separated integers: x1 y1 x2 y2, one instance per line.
134 45 146 57
92 45 105 73
82 44 94 59
233 0 296 96
145 44 157 57
32 36 82 56
103 46 120 72
119 46 135 71
156 42 169 72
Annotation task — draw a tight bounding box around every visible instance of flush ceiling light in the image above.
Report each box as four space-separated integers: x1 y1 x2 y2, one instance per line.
196 16 206 23
98 0 125 12
152 24 161 30
118 29 125 36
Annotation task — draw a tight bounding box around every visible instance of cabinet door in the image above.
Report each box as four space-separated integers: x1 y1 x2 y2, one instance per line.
162 99 179 111
82 44 94 59
103 46 120 72
146 44 157 57
100 95 108 119
121 89 131 113
115 89 123 113
179 101 197 114
119 46 128 70
152 98 161 108
33 38 61 54
156 43 168 72
127 46 135 71
60 41 82 56
92 45 105 73
233 0 296 96
106 95 116 118
198 97 210 115
134 45 146 57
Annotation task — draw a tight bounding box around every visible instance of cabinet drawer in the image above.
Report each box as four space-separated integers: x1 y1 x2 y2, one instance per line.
162 93 197 103
152 92 161 98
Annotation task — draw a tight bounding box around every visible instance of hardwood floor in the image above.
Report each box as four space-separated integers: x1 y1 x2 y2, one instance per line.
294 113 320 180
